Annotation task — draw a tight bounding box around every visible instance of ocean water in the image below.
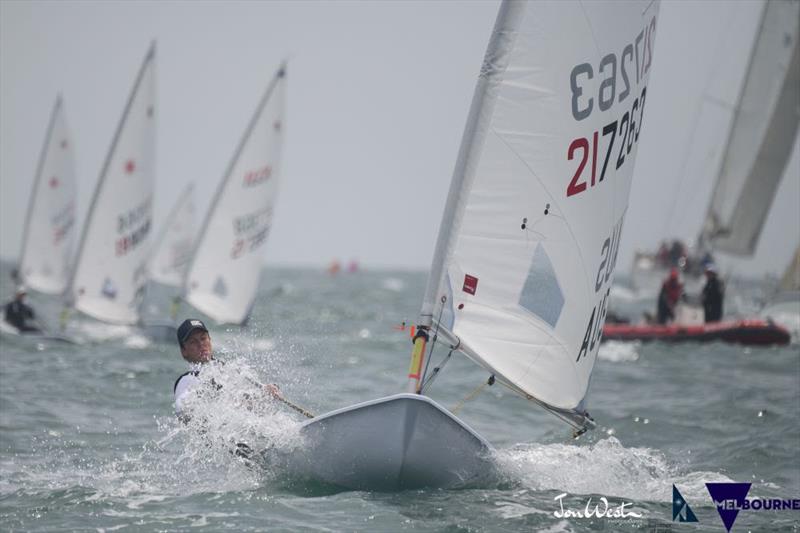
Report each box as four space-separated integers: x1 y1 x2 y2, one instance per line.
1 264 799 532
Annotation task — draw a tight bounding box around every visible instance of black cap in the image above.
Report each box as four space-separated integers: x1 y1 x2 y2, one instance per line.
177 318 208 346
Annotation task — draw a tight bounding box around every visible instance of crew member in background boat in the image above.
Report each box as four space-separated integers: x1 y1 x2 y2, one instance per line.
700 265 724 323
656 268 684 324
173 318 283 419
3 286 42 334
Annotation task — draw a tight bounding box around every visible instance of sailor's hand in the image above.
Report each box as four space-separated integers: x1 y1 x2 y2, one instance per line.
264 383 283 400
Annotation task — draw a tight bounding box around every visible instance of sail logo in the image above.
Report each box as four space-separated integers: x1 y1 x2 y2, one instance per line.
706 482 800 532
672 485 698 522
243 165 272 187
101 278 118 300
213 277 228 298
462 274 478 295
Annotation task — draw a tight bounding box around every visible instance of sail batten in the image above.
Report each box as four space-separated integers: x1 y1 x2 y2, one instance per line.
66 43 156 325
183 64 286 325
419 0 660 427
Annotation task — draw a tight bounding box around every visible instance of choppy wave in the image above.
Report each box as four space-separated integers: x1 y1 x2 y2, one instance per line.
494 437 733 502
597 341 640 363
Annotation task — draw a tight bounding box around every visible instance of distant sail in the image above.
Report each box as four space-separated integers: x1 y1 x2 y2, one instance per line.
67 44 156 325
183 64 286 325
149 183 195 287
420 1 659 427
700 0 800 255
18 96 77 294
780 244 800 292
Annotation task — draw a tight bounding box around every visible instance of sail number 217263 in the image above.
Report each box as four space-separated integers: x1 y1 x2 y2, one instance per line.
565 15 656 199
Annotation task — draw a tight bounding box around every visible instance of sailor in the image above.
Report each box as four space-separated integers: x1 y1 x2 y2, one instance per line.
656 268 684 325
701 265 724 323
3 286 42 333
173 318 282 419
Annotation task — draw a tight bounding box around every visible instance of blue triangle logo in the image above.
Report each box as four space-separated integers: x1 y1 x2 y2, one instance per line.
672 485 698 522
706 482 751 532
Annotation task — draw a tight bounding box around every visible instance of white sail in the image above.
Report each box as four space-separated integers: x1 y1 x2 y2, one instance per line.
149 183 195 287
780 244 800 292
18 96 77 294
67 44 156 325
701 0 800 255
183 65 286 325
420 0 660 426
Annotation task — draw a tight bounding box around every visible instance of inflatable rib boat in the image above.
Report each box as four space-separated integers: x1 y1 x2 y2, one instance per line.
602 319 790 346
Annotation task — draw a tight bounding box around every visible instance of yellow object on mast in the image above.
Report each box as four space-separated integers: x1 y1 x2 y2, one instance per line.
406 327 429 393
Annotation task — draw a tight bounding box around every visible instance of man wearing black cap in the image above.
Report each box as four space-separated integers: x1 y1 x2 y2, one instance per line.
174 318 214 416
173 318 283 417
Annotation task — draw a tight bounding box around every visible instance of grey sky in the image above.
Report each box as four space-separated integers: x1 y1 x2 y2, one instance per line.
1 0 798 278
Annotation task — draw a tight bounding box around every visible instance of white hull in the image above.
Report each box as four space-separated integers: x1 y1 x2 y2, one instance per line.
280 393 495 491
0 318 82 345
139 320 177 343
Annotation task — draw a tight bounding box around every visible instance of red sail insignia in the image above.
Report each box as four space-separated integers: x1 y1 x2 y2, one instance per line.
463 274 478 295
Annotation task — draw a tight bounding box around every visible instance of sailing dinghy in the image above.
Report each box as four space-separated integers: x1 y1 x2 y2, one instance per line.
1 96 82 345
284 0 661 491
181 64 286 326
64 44 156 328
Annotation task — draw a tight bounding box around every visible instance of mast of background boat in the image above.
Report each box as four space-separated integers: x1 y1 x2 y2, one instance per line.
180 62 286 325
63 42 156 326
408 1 521 394
18 95 63 291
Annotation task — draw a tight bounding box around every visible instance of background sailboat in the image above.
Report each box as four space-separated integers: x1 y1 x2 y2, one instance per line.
16 95 77 296
138 182 196 340
148 182 195 289
64 43 156 326
1 95 79 343
283 0 660 490
631 0 800 294
698 0 800 256
181 64 286 326
759 243 800 339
